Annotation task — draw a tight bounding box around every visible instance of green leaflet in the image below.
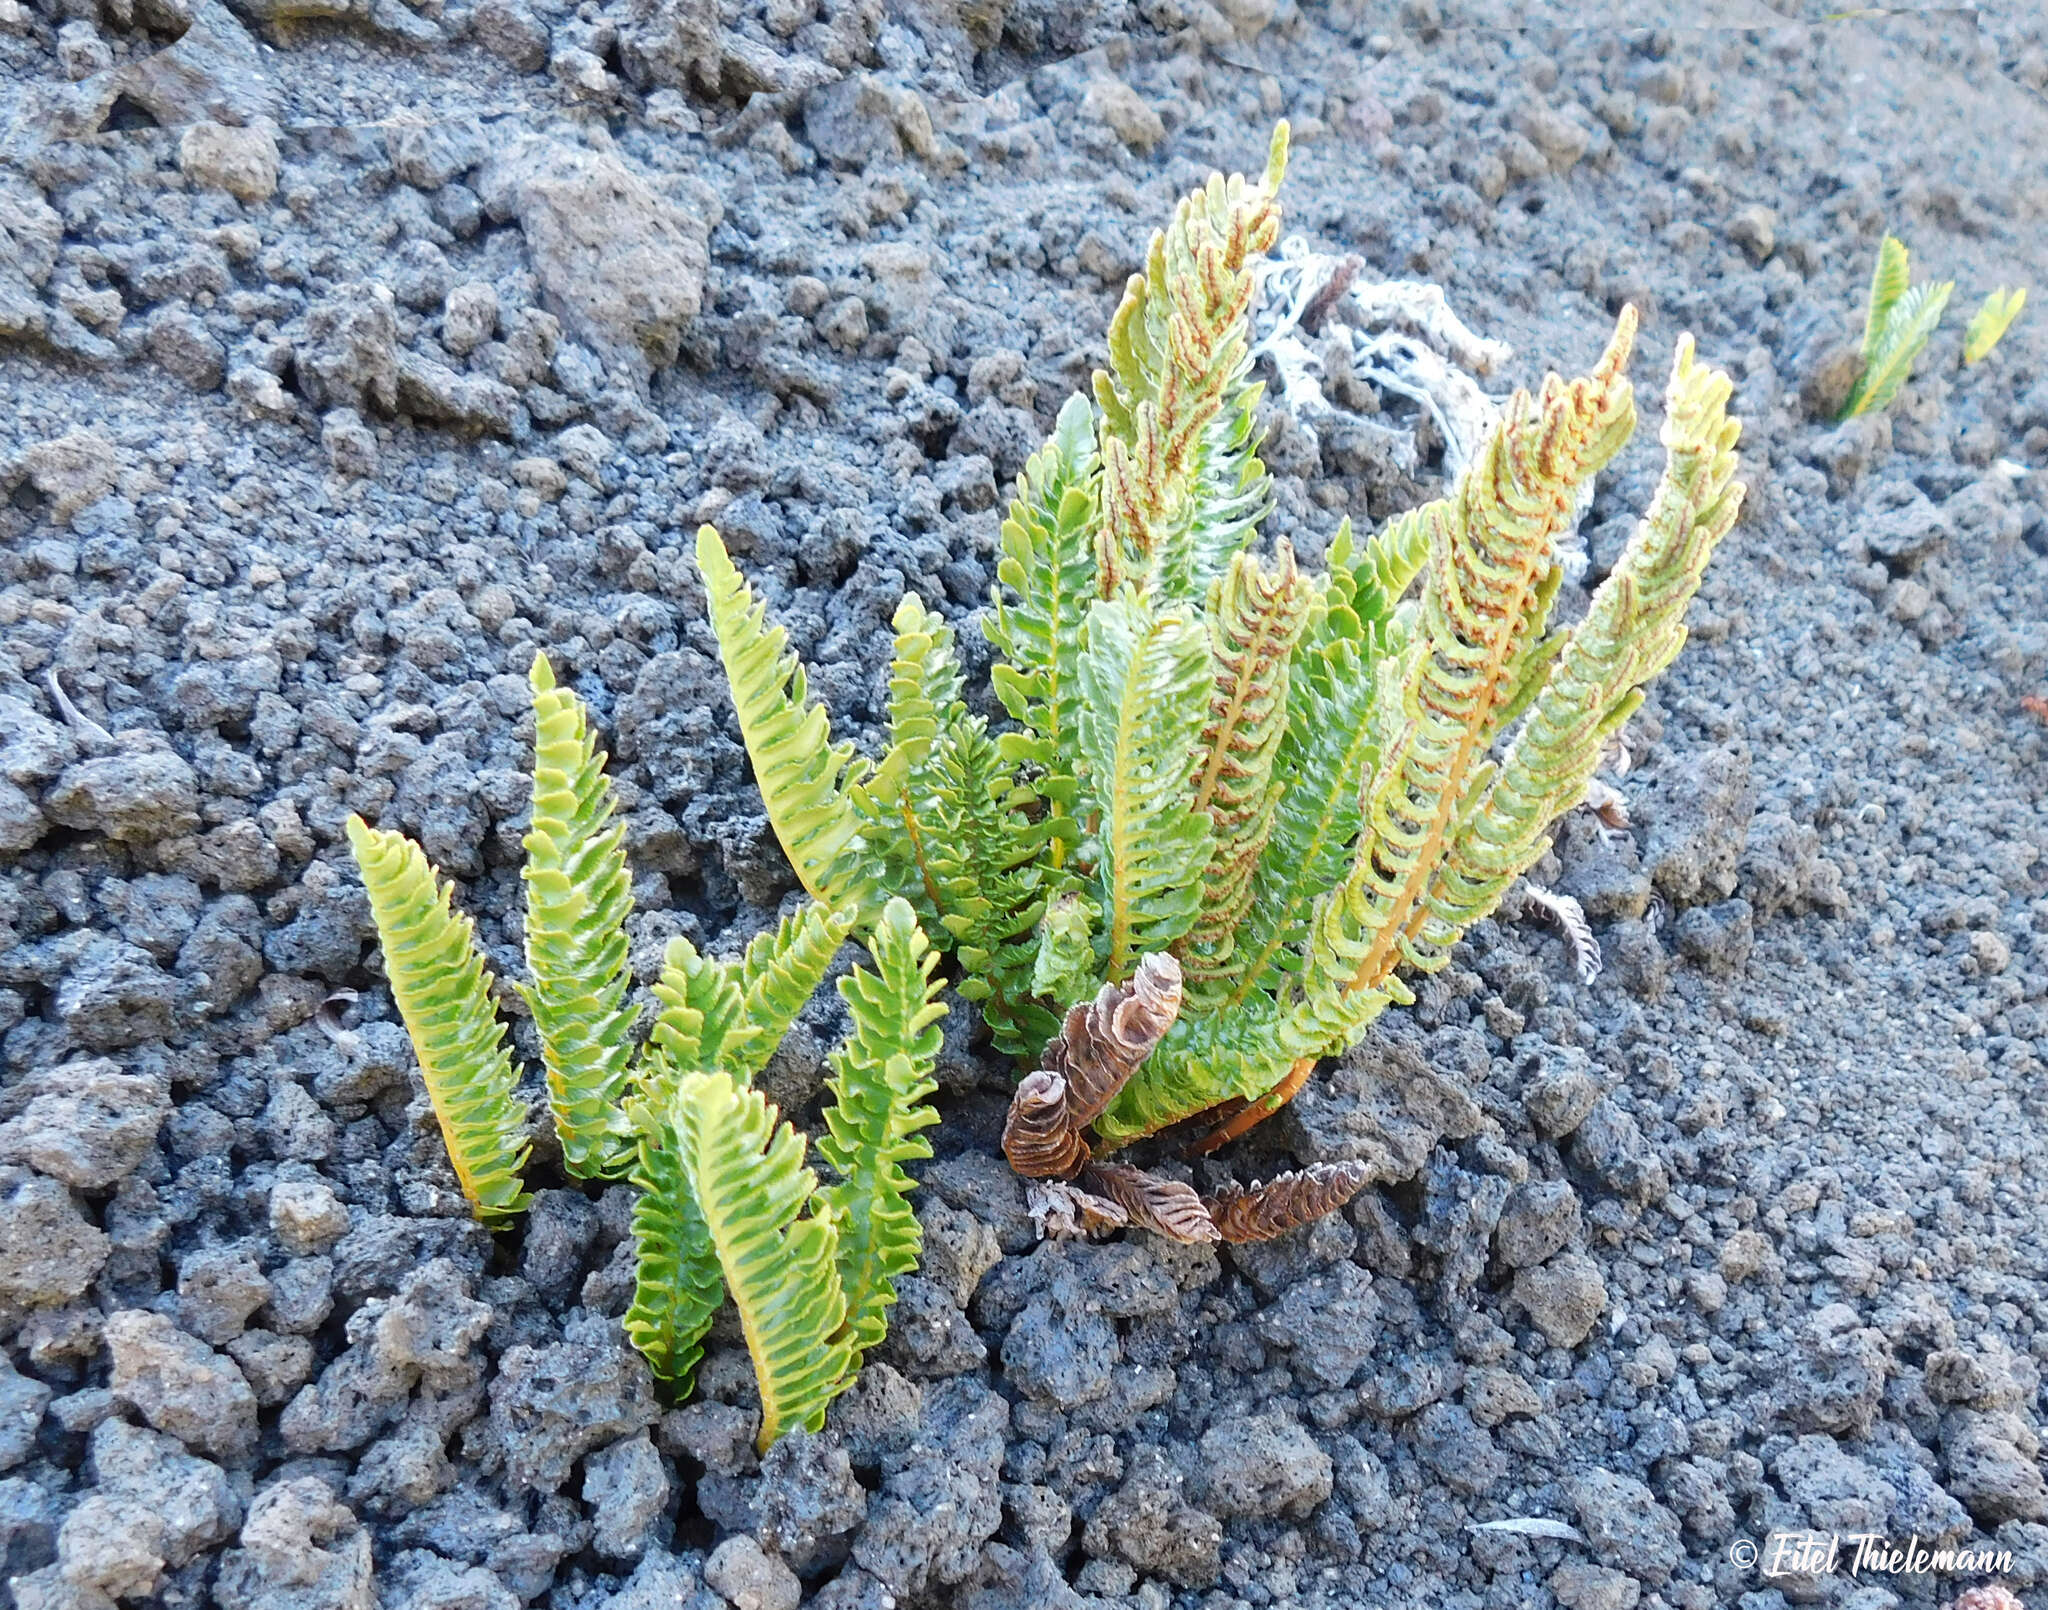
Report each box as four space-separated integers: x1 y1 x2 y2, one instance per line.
347 816 531 1226
1075 591 1216 980
623 1098 723 1392
643 934 756 1099
734 903 857 1078
818 897 945 1358
671 1070 854 1453
519 653 636 1180
697 525 870 912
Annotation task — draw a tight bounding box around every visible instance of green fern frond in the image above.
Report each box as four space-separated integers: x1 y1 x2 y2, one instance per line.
518 653 636 1180
818 897 944 1358
1226 642 1379 1005
732 903 857 1077
622 1101 724 1391
1094 122 1288 595
1964 285 2026 365
987 394 1101 845
882 593 961 783
1076 592 1217 980
671 1071 854 1452
1030 889 1098 1008
1862 233 1910 366
696 525 870 912
1091 1009 1292 1149
921 713 1063 1056
643 935 757 1097
1180 544 1311 993
346 816 530 1226
1842 279 1953 418
1418 335 1745 962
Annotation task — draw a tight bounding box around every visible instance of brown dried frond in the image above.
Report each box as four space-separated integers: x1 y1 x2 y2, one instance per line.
1202 1160 1373 1243
1002 1070 1091 1180
1583 776 1630 831
1026 1179 1129 1239
1044 953 1183 1130
1081 1162 1220 1244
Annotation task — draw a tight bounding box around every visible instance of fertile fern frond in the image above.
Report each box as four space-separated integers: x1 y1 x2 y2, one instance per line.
733 902 857 1078
1094 122 1288 595
643 935 756 1098
1418 336 1745 958
1075 591 1216 980
987 393 1102 838
346 816 530 1225
697 525 869 912
1964 285 2026 365
1841 236 1954 419
622 1099 723 1391
519 653 636 1180
1291 309 1640 1055
818 897 945 1358
1179 544 1311 993
671 1071 854 1452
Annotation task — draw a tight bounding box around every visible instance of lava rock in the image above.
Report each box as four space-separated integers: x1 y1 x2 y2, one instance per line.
1511 1252 1607 1348
583 1431 669 1563
105 1309 260 1463
44 747 200 843
0 1172 110 1307
489 1332 659 1491
1494 1180 1581 1269
1568 1467 1682 1587
0 1058 169 1188
1198 1413 1333 1519
1080 1443 1222 1588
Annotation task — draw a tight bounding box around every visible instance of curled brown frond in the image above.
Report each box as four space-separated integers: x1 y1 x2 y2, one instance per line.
1082 1161 1219 1244
1026 1178 1130 1239
1002 1070 1091 1180
1202 1160 1373 1243
1045 952 1184 1130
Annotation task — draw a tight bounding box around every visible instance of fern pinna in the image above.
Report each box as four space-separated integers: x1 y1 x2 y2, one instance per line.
697 120 1746 1244
350 655 945 1448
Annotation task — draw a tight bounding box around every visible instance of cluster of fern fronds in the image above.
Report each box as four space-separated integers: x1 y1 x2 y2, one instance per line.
697 121 1748 1242
348 655 943 1450
1840 234 2025 419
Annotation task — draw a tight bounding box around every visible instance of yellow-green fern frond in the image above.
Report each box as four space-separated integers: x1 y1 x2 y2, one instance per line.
1179 544 1311 993
731 902 857 1077
671 1071 854 1452
1964 286 2026 365
346 816 530 1226
1293 309 1640 1045
1075 592 1217 980
882 593 960 782
1419 335 1745 961
1861 233 1911 366
1094 123 1288 595
696 526 870 911
818 898 945 1358
622 1101 723 1391
643 935 757 1097
519 653 636 1180
1841 237 1954 418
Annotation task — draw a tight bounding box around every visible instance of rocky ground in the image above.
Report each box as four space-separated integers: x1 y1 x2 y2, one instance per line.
4 1 2048 1608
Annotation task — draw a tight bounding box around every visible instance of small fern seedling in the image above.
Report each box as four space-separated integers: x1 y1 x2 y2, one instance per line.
698 122 1746 1244
1963 286 2026 365
1840 234 1954 418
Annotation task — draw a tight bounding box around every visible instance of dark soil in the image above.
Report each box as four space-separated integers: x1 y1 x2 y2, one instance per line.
3 4 2048 1610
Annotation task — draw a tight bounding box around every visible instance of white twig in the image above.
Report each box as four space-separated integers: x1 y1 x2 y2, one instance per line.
46 669 116 750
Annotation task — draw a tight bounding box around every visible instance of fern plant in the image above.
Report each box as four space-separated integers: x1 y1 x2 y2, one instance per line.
1840 234 1954 418
349 654 944 1449
699 121 1746 1244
